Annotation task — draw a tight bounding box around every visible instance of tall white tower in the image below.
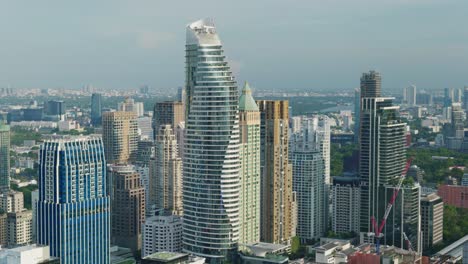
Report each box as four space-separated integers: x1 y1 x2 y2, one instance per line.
183 19 241 262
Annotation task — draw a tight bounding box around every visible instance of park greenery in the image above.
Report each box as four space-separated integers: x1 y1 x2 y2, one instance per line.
330 143 358 176
10 183 38 210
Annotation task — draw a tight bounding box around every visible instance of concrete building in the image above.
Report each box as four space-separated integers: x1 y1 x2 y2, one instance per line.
118 97 144 117
421 193 444 251
238 82 261 248
150 125 183 215
152 101 184 141
37 136 110 263
446 103 465 150
7 210 33 247
183 19 241 261
404 85 417 106
0 191 24 213
0 213 7 246
102 111 138 163
0 244 58 264
142 210 183 257
332 176 360 234
109 164 146 253
257 100 296 244
0 123 10 192
438 185 468 209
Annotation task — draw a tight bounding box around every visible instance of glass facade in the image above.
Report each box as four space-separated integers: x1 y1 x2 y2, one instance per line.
0 123 10 192
183 19 240 262
36 136 110 264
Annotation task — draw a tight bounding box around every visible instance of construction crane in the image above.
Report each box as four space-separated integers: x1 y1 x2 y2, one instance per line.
402 231 414 252
369 158 413 254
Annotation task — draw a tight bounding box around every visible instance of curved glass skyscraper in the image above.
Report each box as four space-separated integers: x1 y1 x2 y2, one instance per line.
183 19 240 262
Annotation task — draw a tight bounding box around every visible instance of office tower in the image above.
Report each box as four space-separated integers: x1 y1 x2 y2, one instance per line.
381 184 421 252
7 210 32 247
291 149 325 240
404 85 417 106
152 101 184 140
134 140 155 166
118 97 144 117
138 116 153 140
358 71 414 247
446 103 464 150
257 100 295 244
416 92 433 105
360 70 381 98
0 214 6 246
150 125 182 215
0 123 10 192
421 193 443 251
37 136 110 264
463 87 468 110
0 191 24 213
354 88 360 143
91 93 103 126
142 210 183 257
44 100 65 117
238 82 261 248
109 164 146 253
332 176 361 234
444 88 454 107
177 87 186 106
102 111 138 163
183 19 241 261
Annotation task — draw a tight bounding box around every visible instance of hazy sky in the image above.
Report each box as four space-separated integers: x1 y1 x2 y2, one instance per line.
0 0 467 92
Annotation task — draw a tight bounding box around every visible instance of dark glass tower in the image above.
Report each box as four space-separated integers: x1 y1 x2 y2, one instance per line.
91 93 102 126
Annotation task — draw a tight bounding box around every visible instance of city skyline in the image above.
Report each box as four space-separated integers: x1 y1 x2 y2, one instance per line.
0 1 467 91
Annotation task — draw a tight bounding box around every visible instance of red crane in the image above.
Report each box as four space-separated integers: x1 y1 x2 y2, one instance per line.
369 158 413 254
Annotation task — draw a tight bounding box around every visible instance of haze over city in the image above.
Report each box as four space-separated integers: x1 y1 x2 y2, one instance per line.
0 0 467 91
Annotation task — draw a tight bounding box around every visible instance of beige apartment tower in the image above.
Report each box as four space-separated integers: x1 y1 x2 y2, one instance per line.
257 100 296 244
238 83 261 248
150 125 183 215
102 111 138 163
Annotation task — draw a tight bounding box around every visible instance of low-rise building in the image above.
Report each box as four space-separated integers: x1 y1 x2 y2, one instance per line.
0 244 59 264
142 210 182 257
438 185 468 209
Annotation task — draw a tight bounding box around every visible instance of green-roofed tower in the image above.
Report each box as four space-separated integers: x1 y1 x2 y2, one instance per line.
238 82 261 251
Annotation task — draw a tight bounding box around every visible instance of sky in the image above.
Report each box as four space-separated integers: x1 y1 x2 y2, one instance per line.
0 0 467 93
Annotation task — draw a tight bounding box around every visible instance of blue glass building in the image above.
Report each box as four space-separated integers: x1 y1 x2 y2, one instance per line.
36 136 110 264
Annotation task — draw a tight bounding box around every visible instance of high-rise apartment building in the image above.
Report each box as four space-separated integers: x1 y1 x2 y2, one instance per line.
444 88 454 107
421 193 443 251
0 214 6 246
291 149 325 240
150 125 182 215
358 71 419 251
447 103 464 150
102 111 138 163
142 210 183 257
36 136 110 264
0 191 24 213
332 176 360 234
152 101 184 140
0 123 10 192
238 82 261 248
257 100 296 244
7 210 32 247
183 19 241 262
118 97 144 117
109 164 146 253
91 93 102 126
404 85 417 106
463 87 468 110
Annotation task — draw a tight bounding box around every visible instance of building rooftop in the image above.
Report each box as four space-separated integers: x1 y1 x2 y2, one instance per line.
239 82 259 112
186 18 221 46
245 242 290 257
143 252 188 261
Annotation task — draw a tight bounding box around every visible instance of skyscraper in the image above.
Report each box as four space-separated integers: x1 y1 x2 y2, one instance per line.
150 125 183 215
152 101 184 140
331 176 360 234
463 87 468 110
91 93 102 127
358 71 420 251
36 136 110 264
257 100 296 244
290 116 328 240
444 87 454 107
109 164 146 253
404 85 417 106
238 82 261 248
183 19 241 262
0 123 10 192
102 111 138 163
354 88 360 144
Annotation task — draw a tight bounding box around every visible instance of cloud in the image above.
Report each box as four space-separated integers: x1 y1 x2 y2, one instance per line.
136 30 174 50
